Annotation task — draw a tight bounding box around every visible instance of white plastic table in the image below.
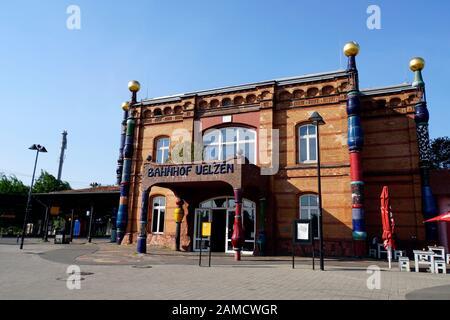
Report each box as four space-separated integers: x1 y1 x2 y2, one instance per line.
428 246 445 260
413 250 435 273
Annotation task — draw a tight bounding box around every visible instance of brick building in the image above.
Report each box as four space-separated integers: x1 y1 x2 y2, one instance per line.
114 43 439 258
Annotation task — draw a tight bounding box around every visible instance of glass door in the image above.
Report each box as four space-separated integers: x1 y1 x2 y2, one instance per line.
226 204 256 254
193 208 212 252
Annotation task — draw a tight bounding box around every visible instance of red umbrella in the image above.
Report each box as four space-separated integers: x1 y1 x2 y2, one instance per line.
424 211 450 223
380 186 396 251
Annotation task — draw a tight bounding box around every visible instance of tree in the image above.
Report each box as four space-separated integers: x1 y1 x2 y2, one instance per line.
0 173 29 195
32 170 71 193
430 136 450 169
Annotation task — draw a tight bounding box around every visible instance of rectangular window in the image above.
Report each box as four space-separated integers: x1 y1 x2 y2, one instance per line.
298 124 317 163
156 138 170 164
151 196 165 234
299 194 319 239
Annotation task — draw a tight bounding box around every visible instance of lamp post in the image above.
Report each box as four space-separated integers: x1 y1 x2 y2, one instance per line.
20 144 47 250
308 112 325 270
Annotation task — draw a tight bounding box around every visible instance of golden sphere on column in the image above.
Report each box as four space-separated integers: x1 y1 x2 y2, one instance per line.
343 41 360 57
121 101 130 111
409 57 425 72
128 80 141 93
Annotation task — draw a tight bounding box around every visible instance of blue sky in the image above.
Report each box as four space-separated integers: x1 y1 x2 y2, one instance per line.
0 0 449 188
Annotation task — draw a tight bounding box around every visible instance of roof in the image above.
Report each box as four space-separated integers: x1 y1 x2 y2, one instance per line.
137 69 415 106
35 186 119 196
138 70 349 106
360 83 414 96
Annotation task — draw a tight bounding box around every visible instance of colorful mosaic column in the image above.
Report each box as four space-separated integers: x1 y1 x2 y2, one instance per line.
112 102 130 243
137 189 149 254
116 80 140 244
231 188 244 261
344 42 367 256
116 101 130 185
410 57 438 241
174 198 185 251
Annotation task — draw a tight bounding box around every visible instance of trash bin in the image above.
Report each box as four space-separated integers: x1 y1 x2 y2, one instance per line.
54 231 65 244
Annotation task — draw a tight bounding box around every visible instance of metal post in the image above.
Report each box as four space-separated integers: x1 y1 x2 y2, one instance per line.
208 214 213 268
312 242 315 270
88 204 94 243
199 238 203 266
292 235 295 269
43 206 49 242
316 122 325 271
69 209 74 243
20 150 39 250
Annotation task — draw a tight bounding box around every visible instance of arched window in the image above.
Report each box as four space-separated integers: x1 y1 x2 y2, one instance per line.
155 137 170 164
151 196 166 234
298 124 317 163
299 194 319 238
203 127 256 164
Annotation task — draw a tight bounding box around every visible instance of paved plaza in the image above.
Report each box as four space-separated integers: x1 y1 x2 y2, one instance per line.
1 238 450 300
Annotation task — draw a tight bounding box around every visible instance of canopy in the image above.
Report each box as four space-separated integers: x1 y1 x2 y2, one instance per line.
424 211 450 223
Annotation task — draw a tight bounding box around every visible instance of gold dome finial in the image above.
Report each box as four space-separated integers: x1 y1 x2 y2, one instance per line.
409 57 425 72
343 41 360 57
128 80 141 93
121 101 130 111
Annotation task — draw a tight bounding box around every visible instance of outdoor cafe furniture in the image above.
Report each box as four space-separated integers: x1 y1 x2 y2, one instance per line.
428 246 446 260
369 248 377 258
447 254 450 265
377 243 403 260
399 257 410 272
394 250 405 260
413 250 435 273
434 260 447 274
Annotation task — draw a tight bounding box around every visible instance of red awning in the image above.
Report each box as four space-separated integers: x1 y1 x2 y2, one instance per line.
424 211 450 223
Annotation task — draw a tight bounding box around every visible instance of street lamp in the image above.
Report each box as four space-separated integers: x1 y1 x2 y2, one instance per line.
308 112 325 271
20 144 47 250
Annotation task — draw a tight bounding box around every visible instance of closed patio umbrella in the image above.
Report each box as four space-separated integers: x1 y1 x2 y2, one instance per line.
380 186 396 269
424 211 450 223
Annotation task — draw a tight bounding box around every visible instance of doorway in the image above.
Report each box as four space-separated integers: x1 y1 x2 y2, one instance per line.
193 196 256 254
211 209 226 252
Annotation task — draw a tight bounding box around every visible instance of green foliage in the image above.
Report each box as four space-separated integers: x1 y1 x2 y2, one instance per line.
430 136 450 169
52 216 66 231
0 173 29 195
32 170 71 193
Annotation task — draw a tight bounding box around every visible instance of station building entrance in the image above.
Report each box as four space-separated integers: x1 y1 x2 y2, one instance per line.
193 197 256 254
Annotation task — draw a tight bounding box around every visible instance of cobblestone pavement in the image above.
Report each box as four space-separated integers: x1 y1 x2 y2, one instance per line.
1 239 450 300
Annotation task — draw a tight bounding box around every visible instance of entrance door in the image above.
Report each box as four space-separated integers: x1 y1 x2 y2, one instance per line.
193 208 212 252
197 197 256 254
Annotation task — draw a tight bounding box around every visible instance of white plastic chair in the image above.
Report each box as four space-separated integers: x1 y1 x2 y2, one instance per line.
434 260 447 274
399 257 410 272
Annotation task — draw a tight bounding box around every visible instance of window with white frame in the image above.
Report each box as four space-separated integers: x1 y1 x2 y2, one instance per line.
298 124 317 163
299 194 319 238
203 127 256 164
151 196 166 234
155 137 170 164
